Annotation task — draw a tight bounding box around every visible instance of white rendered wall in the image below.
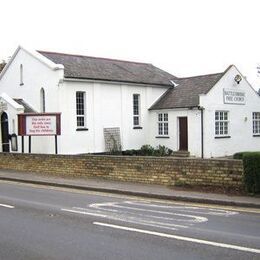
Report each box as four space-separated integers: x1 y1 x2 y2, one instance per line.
148 109 202 157
0 47 169 155
0 48 64 154
200 66 260 158
57 80 168 154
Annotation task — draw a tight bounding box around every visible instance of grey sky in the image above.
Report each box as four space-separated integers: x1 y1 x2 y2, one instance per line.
1 0 260 89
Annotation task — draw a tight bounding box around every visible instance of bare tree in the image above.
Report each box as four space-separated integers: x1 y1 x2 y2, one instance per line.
0 60 6 73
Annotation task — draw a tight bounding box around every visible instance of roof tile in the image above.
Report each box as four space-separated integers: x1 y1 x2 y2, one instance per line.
38 51 176 86
149 72 224 110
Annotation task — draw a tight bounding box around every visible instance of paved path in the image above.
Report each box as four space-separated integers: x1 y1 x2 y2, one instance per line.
0 169 259 208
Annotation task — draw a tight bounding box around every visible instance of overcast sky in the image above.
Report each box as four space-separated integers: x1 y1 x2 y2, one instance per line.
1 0 260 89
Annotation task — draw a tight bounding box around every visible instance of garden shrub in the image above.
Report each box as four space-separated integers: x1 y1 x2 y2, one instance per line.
140 145 155 156
154 145 173 156
122 145 173 157
234 152 260 193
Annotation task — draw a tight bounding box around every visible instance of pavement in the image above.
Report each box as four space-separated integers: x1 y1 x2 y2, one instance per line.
0 169 259 209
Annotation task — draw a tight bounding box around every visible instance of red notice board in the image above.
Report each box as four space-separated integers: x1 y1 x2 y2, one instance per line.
18 113 61 136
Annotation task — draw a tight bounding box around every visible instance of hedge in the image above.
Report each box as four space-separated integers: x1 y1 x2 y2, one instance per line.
234 152 260 193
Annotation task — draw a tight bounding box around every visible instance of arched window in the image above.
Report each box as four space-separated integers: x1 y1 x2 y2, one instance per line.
40 88 46 112
20 64 24 85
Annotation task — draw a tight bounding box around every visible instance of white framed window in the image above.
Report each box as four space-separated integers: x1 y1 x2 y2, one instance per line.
215 111 229 136
253 112 260 135
40 88 46 113
20 64 24 86
158 113 169 136
133 94 140 127
76 91 86 128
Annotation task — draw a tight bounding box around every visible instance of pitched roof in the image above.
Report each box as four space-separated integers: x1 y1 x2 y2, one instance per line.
13 99 36 113
38 51 177 86
149 71 225 110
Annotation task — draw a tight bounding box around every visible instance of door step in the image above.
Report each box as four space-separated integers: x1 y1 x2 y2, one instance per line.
172 151 190 157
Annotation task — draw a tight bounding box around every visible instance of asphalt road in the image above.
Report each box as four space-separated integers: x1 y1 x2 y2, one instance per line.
0 180 259 260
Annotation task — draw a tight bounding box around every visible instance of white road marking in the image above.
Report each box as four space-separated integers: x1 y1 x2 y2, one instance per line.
65 207 189 229
93 222 260 254
61 208 178 230
125 201 238 216
61 208 110 218
62 200 241 233
75 206 188 228
72 205 191 228
89 201 208 223
0 203 14 209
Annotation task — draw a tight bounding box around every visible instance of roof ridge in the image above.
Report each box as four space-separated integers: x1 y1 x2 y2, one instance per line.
176 72 223 80
37 50 151 66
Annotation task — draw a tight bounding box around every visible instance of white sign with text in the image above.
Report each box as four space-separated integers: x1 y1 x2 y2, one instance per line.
26 115 57 135
223 89 245 105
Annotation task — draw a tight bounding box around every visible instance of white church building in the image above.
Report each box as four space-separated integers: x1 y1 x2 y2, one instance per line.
0 46 259 158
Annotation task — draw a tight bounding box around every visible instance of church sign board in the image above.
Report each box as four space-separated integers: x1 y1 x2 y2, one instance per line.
223 89 246 105
18 113 61 136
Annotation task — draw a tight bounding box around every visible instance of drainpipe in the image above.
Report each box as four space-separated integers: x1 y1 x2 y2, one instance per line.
198 106 204 158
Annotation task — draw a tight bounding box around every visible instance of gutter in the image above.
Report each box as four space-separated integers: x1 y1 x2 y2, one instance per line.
198 106 204 158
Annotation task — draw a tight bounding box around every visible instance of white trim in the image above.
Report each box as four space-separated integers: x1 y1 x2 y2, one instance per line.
215 110 229 137
157 112 169 136
0 46 64 80
133 94 141 127
0 93 24 111
76 91 87 128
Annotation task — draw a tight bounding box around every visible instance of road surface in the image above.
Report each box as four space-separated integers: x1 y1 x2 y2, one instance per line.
0 180 259 260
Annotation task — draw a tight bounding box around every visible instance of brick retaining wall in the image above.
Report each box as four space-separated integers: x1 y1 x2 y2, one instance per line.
0 153 244 189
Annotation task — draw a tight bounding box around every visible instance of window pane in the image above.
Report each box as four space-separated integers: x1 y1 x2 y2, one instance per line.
133 94 139 115
133 116 139 126
158 113 162 121
164 123 168 135
164 113 168 121
158 123 163 135
76 92 86 127
224 112 228 120
215 111 229 136
224 122 228 134
253 112 260 134
220 122 223 134
77 116 84 127
220 112 223 120
215 122 219 135
215 112 219 120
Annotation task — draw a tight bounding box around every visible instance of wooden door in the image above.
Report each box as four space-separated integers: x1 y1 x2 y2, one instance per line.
179 117 188 151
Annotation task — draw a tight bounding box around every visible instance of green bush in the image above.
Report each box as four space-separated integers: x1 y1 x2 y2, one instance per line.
122 145 173 157
140 145 155 156
122 149 137 156
233 152 260 193
154 145 173 156
233 151 253 160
